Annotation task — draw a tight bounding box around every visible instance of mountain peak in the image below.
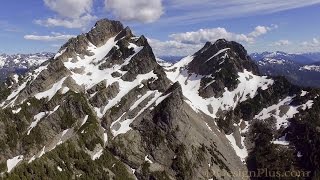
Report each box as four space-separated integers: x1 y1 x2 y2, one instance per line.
87 18 125 47
189 39 258 75
92 18 124 33
176 39 258 98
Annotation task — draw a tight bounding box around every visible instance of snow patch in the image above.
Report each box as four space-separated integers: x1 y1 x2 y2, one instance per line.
300 90 308 97
300 65 320 72
80 115 89 127
92 149 103 160
111 91 162 137
166 66 274 119
155 92 172 106
254 96 314 130
54 48 67 59
12 107 21 114
205 122 213 132
225 133 248 162
144 155 153 164
204 48 230 63
272 135 289 146
7 155 23 173
27 105 60 135
57 129 69 145
61 87 70 94
34 77 67 101
57 166 63 172
301 100 314 110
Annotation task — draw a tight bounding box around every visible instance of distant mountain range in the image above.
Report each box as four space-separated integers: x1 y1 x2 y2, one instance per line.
250 51 320 64
0 53 54 81
250 51 320 87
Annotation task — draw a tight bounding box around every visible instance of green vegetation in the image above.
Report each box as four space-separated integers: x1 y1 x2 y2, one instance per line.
0 84 10 102
245 90 320 179
150 171 171 180
0 162 7 173
5 125 19 149
288 95 320 179
21 126 44 151
246 121 303 180
171 144 193 180
4 141 134 180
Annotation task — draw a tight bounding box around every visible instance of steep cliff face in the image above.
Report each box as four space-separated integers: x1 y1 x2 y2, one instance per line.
0 19 319 180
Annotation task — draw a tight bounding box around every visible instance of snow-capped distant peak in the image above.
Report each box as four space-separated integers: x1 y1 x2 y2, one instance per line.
0 53 54 69
300 65 320 72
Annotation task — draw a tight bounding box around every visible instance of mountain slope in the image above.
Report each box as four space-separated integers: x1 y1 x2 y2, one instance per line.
163 41 320 179
0 19 320 180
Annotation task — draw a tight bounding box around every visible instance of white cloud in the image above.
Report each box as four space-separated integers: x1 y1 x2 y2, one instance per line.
150 25 276 56
162 0 320 25
36 0 96 29
148 38 203 56
24 32 75 41
35 14 97 29
169 25 275 45
301 38 320 48
44 0 93 19
248 25 277 38
169 28 253 44
296 38 320 53
272 40 291 46
104 0 164 23
312 38 319 44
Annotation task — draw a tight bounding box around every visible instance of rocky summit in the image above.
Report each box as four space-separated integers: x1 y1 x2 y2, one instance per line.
0 19 320 180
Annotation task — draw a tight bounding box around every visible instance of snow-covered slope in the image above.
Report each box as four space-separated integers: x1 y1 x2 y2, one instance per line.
164 55 273 119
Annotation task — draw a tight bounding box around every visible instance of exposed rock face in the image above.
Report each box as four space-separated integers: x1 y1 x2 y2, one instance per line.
1 19 320 180
109 82 246 179
87 19 125 47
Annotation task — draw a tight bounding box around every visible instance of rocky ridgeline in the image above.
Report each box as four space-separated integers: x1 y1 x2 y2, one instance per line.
0 19 320 180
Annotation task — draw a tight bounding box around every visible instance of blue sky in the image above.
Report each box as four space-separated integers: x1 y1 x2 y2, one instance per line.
1 0 320 56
